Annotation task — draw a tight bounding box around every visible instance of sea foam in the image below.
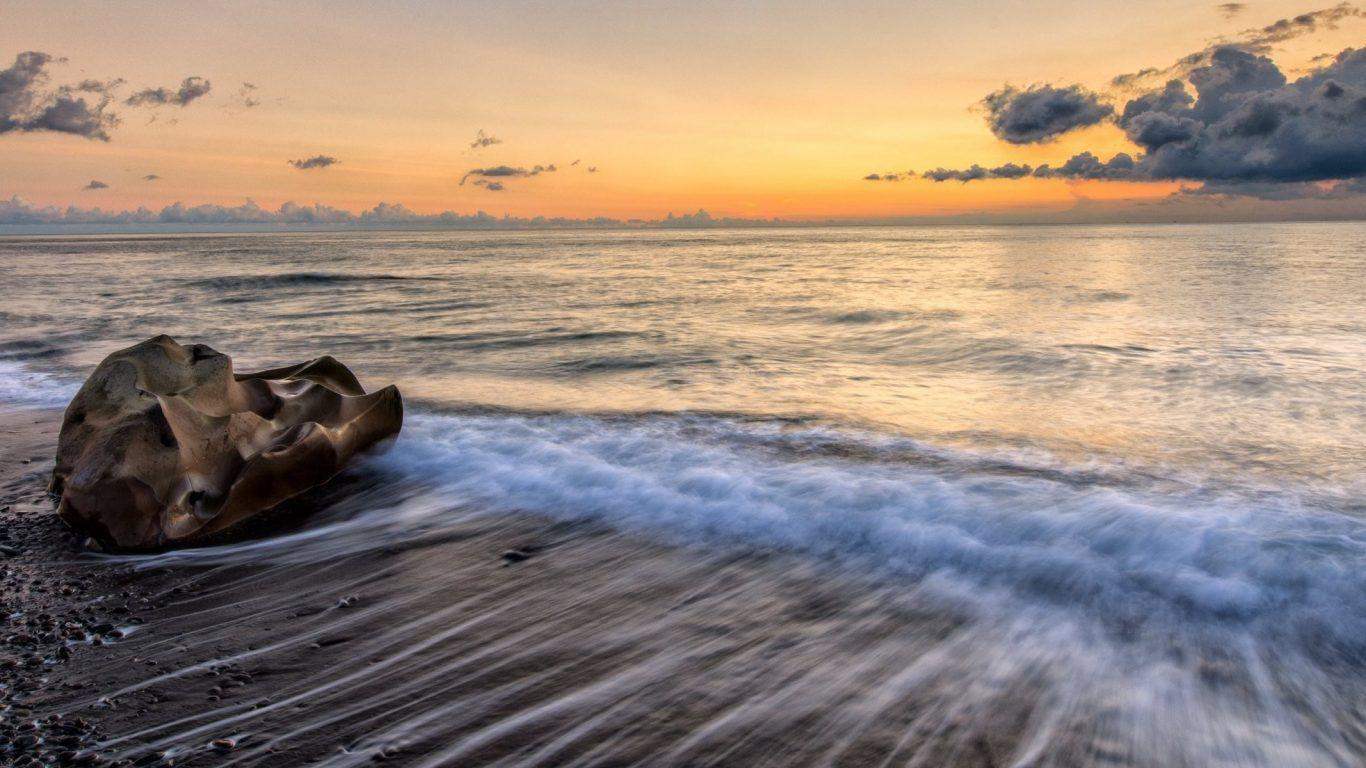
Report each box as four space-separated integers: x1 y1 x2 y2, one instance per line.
378 411 1366 642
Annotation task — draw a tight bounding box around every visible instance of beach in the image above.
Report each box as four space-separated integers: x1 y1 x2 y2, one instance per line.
0 407 1001 767
1 224 1364 766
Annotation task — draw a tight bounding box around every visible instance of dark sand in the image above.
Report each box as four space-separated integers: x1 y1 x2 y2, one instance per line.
1 406 1089 768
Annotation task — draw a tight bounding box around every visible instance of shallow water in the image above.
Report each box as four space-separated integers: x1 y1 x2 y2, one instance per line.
2 224 1365 765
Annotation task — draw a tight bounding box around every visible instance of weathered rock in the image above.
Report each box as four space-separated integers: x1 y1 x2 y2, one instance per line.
50 336 402 551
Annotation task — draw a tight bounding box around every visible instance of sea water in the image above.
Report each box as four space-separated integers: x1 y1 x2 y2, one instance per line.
1 224 1363 765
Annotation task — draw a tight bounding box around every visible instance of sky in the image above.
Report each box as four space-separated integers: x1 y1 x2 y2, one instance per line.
1 0 1364 224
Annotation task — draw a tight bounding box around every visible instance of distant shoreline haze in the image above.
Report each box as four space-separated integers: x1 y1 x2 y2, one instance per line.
2 196 1365 235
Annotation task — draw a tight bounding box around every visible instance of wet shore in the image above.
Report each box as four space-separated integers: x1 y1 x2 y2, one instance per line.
0 407 1007 768
4 403 1364 767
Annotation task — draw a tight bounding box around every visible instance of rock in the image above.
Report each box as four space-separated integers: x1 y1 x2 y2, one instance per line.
50 336 402 551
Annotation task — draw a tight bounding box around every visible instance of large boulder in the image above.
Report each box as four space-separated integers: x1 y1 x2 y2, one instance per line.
50 336 402 551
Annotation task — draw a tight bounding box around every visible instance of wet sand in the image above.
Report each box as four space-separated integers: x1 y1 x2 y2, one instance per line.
8 406 1353 767
1 406 1059 768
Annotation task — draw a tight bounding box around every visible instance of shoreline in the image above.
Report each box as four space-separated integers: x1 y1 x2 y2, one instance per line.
0 406 997 767
3 402 1363 766
0 407 162 766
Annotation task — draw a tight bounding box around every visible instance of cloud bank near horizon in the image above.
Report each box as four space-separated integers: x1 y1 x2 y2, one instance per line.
3 191 1363 228
0 195 768 227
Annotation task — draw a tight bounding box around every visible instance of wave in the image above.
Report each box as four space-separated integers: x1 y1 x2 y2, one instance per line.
114 400 1366 659
5 356 1362 650
104 404 1366 764
383 414 1365 639
0 359 79 408
404 329 662 352
7 359 1365 763
187 272 438 292
553 354 717 373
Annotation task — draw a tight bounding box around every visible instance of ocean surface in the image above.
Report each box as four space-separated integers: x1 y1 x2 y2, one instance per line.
2 224 1365 766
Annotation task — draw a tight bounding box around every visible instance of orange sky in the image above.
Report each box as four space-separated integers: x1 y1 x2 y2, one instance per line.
1 0 1361 220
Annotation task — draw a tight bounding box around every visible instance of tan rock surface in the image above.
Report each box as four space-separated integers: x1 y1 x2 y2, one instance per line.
50 336 402 550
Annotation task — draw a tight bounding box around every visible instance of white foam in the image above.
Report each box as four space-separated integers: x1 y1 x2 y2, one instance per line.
372 411 1366 641
0 359 79 409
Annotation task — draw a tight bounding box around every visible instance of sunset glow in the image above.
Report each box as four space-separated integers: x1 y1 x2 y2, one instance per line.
3 0 1363 222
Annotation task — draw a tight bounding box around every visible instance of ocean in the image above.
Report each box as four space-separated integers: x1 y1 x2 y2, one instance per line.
2 223 1364 766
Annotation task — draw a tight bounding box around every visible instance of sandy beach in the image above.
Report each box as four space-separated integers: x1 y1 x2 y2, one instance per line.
3 406 1017 767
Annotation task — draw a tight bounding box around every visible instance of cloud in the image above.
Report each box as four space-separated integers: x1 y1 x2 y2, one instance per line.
0 195 582 227
922 165 988 182
3 191 1362 228
1114 3 1363 87
288 154 340 170
1119 46 1366 182
1033 152 1140 180
469 129 502 149
920 163 1035 182
143 173 160 181
1219 3 1248 18
226 82 260 110
1243 3 1362 49
459 163 557 186
899 24 1366 196
83 180 109 190
1179 177 1366 198
125 77 211 107
473 180 505 191
863 171 913 181
981 84 1113 143
0 51 120 140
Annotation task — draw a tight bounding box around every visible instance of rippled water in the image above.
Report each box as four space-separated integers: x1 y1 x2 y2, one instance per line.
2 224 1364 765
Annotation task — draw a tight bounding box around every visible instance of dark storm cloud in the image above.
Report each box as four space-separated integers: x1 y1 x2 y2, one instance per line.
125 77 211 107
919 163 1034 182
459 164 557 186
83 180 109 190
288 155 340 170
469 129 502 149
1119 46 1366 182
981 84 1114 144
0 51 119 140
